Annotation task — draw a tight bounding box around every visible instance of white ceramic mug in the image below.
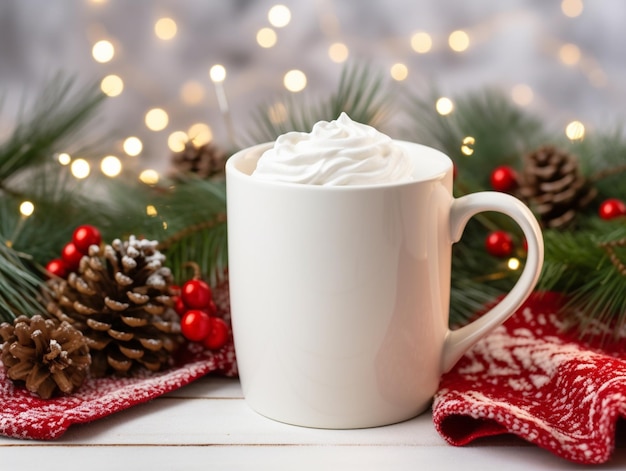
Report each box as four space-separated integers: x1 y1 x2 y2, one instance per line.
226 141 543 429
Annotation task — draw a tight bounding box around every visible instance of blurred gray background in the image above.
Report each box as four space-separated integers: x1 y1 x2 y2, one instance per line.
0 0 624 173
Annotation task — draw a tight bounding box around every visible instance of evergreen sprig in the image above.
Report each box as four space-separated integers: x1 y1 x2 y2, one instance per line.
153 178 228 285
0 77 105 184
0 77 106 322
0 236 45 321
245 63 391 144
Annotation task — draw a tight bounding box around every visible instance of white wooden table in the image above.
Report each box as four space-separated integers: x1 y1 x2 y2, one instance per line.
1 376 625 470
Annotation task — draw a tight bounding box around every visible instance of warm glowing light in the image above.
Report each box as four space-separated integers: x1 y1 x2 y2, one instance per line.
448 30 470 52
123 136 143 156
435 97 454 115
155 17 177 40
100 74 124 97
139 169 160 185
92 40 115 63
461 136 475 156
71 159 91 179
410 31 432 53
146 205 158 216
210 64 226 83
19 201 34 217
284 69 307 92
328 42 349 63
566 120 585 141
145 108 169 131
187 123 213 146
562 0 583 17
507 257 521 270
256 27 277 48
390 63 409 81
511 84 534 106
559 43 581 65
100 155 122 177
57 153 71 165
180 80 205 105
268 4 291 28
168 131 189 152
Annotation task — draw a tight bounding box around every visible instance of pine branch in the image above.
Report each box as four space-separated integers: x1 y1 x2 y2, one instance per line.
569 130 626 201
0 77 106 320
245 63 392 144
538 220 626 337
159 216 228 286
0 76 105 185
403 88 548 193
0 238 46 322
149 178 228 284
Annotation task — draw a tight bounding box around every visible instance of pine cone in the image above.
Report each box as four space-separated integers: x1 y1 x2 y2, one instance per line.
0 315 91 399
519 145 597 228
170 142 227 180
46 236 182 377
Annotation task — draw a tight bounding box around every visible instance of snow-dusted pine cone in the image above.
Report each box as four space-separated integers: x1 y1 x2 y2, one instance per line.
46 236 182 377
0 315 91 398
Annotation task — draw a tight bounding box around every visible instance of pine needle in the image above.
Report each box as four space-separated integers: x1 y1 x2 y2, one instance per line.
0 238 46 322
245 63 391 144
0 76 105 183
0 76 106 320
152 178 228 284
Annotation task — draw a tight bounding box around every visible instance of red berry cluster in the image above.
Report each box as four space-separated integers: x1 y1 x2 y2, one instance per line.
45 225 102 278
599 198 626 220
173 278 229 351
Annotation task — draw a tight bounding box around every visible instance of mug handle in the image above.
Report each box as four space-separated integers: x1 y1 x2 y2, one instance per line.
441 191 544 373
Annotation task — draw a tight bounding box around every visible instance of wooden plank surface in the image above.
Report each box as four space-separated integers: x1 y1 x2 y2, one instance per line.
1 376 625 470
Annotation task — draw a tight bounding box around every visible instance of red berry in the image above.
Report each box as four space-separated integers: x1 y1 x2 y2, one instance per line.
61 242 84 271
72 225 102 254
490 166 518 193
180 309 212 342
45 258 68 278
181 279 212 309
485 230 514 257
201 299 217 317
203 317 229 350
173 295 187 316
599 198 626 220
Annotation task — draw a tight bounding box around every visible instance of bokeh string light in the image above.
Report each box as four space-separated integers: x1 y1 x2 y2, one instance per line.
154 17 177 41
209 64 236 146
68 0 618 183
5 201 35 248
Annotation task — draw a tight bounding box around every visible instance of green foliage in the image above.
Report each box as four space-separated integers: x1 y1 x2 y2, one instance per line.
2 67 626 339
0 78 106 322
151 178 228 285
245 63 392 144
405 86 626 333
403 88 549 194
0 239 44 320
0 77 229 324
0 77 105 183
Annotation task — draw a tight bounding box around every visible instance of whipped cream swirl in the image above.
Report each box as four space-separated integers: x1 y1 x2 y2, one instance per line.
251 112 414 186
